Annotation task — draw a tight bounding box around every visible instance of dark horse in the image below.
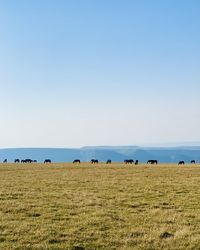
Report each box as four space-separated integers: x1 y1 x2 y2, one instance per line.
14 159 20 163
147 160 158 164
73 159 81 163
191 160 195 164
178 161 185 165
44 159 51 163
25 159 32 163
135 160 139 165
3 159 7 163
91 159 98 163
106 160 112 164
124 159 134 164
21 159 32 163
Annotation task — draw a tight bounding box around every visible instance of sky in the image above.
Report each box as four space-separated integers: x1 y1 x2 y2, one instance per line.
0 0 199 148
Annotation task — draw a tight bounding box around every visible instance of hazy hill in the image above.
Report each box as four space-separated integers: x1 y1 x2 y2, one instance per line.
0 146 200 163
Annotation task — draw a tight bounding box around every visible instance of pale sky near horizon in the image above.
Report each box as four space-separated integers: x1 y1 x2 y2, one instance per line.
0 0 199 148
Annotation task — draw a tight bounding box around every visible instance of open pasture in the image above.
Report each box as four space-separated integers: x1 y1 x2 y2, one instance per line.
0 163 200 249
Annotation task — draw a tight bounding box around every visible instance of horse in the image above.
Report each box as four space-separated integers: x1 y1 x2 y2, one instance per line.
106 160 112 164
21 159 32 163
24 159 32 163
73 159 81 163
178 161 185 165
147 160 158 164
135 160 139 165
124 159 134 164
3 159 7 163
191 160 195 164
14 159 20 163
91 159 98 163
44 159 51 163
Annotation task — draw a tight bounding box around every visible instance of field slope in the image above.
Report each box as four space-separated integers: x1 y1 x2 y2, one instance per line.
0 163 200 249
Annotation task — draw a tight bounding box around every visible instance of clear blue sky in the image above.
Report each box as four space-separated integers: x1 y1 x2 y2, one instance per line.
0 0 199 148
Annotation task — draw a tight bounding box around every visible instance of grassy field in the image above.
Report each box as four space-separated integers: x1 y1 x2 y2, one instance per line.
0 163 200 249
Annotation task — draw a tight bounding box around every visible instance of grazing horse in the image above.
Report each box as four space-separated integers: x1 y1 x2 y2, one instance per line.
191 160 195 164
106 160 112 164
178 161 185 165
44 159 51 163
14 159 20 163
135 160 139 165
3 159 7 163
91 159 98 163
124 159 134 164
147 160 158 164
21 159 32 163
73 159 81 163
25 159 32 163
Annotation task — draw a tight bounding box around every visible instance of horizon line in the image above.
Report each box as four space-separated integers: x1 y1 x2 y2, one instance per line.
1 143 200 150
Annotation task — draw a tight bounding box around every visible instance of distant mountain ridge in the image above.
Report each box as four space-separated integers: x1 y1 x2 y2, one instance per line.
0 146 200 163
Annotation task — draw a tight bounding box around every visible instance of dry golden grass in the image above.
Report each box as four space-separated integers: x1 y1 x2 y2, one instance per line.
0 162 200 249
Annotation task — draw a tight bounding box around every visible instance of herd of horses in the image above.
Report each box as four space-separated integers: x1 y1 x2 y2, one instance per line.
178 160 196 165
1 159 197 165
73 159 196 165
3 159 52 163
